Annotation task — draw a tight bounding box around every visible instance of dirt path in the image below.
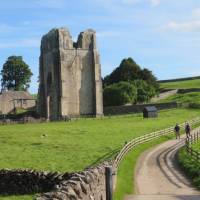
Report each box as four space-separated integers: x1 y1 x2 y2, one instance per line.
124 133 200 200
151 89 177 102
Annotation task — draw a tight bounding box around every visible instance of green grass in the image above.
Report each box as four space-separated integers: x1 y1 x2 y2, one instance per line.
178 146 200 189
0 195 33 200
192 141 200 151
158 92 200 104
0 108 199 173
114 135 174 200
160 79 200 90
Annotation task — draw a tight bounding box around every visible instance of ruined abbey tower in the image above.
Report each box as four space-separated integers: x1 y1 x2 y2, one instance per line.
37 28 103 120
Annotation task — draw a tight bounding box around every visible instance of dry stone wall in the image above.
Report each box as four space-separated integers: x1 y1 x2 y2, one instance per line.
104 102 178 115
36 162 110 200
0 169 72 195
0 162 110 199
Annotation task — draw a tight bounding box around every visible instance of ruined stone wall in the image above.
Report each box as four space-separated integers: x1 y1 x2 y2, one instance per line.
37 28 103 120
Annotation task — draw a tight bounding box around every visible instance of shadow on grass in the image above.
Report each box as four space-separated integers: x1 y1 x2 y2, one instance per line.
86 147 121 168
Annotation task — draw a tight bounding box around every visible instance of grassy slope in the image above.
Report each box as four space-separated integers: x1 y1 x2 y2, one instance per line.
160 79 200 89
158 92 200 104
178 146 200 189
0 109 200 173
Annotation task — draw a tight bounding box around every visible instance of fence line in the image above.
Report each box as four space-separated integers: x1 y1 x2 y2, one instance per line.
112 117 200 190
185 131 200 162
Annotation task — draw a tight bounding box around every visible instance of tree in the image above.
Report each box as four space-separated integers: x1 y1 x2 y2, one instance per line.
103 81 137 106
134 80 156 103
139 68 159 91
103 58 141 87
1 56 33 91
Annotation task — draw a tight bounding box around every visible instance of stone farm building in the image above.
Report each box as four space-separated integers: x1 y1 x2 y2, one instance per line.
37 28 103 120
0 91 36 115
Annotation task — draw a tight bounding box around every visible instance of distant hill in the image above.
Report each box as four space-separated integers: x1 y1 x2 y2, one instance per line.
159 76 200 83
160 76 200 90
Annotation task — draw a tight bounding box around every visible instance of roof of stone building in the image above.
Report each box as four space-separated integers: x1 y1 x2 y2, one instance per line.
0 91 34 101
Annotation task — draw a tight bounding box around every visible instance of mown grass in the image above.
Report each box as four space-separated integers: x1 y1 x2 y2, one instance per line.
0 108 199 200
158 92 200 104
0 108 199 173
114 135 174 200
178 145 200 189
160 79 200 90
0 195 33 200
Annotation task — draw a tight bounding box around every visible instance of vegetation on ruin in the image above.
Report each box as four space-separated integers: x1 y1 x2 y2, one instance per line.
0 108 199 173
160 78 200 90
178 146 200 189
103 58 159 106
1 56 32 91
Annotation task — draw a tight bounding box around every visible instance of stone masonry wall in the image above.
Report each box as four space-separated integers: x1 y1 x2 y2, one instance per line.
0 169 72 195
104 102 178 115
0 162 109 199
37 28 103 120
36 162 110 200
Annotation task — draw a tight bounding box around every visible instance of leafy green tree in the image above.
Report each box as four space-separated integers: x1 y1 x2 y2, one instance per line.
134 80 156 103
103 58 141 87
103 81 137 106
1 56 33 91
139 68 159 91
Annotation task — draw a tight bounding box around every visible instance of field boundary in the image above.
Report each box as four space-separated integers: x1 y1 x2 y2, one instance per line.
112 117 200 191
104 102 177 116
158 76 200 83
185 131 200 162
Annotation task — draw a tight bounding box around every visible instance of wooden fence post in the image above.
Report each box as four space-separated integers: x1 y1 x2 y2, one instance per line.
105 166 113 200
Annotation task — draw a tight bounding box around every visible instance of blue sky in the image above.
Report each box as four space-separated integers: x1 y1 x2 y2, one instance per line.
0 0 200 93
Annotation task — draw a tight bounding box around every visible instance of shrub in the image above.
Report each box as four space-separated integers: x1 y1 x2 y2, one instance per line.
103 81 137 106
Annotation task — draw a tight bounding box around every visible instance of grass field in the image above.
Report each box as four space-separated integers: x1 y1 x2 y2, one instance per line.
0 195 33 200
0 108 200 173
158 92 200 104
160 79 200 90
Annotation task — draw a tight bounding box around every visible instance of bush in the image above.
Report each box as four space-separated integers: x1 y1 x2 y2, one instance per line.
134 80 157 103
178 148 200 188
103 81 137 106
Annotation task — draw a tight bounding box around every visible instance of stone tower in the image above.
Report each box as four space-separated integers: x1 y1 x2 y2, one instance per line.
37 28 103 120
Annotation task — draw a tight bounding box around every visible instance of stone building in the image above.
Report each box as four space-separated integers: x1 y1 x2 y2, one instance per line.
0 91 36 115
37 28 103 120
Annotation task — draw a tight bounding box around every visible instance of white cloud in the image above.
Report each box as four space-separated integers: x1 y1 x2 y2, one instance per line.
162 20 200 32
0 38 40 49
150 0 160 7
192 8 200 18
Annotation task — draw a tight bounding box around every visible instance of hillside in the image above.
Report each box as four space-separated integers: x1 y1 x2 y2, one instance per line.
160 78 200 90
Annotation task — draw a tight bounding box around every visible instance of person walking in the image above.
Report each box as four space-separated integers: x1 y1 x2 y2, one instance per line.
174 123 180 139
185 122 191 138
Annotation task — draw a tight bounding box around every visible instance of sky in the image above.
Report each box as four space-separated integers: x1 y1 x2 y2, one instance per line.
0 0 200 93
